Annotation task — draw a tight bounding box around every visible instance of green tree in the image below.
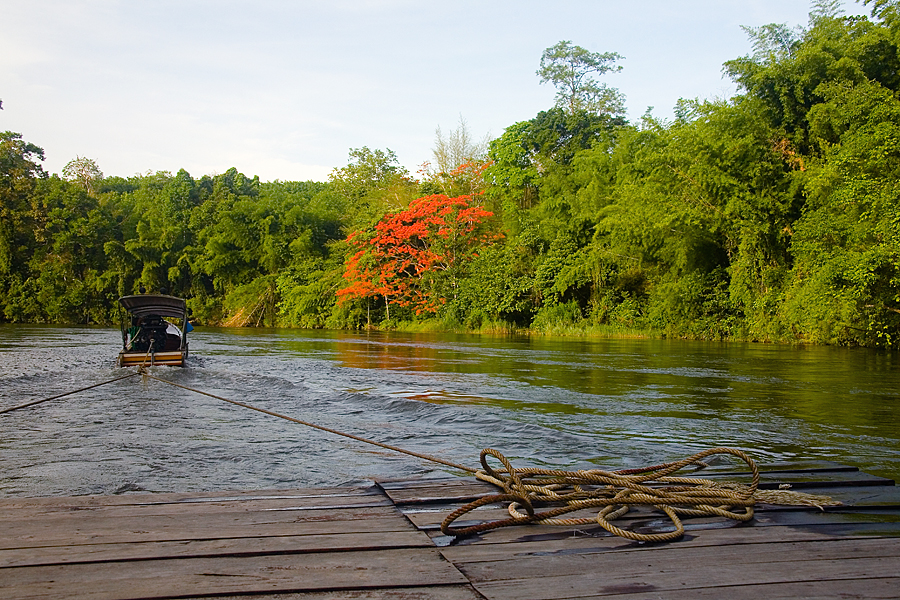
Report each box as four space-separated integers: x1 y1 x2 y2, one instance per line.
0 132 46 321
61 156 103 196
329 147 419 231
537 41 625 116
784 79 900 346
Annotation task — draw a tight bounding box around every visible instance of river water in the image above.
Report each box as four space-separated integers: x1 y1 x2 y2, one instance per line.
1 325 898 497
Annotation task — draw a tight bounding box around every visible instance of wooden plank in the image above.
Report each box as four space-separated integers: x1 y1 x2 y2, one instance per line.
679 459 860 475
759 484 900 508
202 585 487 600
426 507 900 547
0 486 381 512
379 482 498 506
438 516 900 561
377 460 860 487
0 505 415 549
0 548 469 600
400 493 900 534
453 536 900 575
459 538 900 600
0 530 433 568
586 578 900 600
377 478 488 490
0 493 391 521
702 469 894 488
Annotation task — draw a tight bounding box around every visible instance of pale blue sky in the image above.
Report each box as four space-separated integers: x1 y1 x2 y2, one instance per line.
0 0 869 182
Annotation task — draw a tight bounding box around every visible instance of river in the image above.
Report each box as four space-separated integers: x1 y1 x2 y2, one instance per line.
1 325 898 497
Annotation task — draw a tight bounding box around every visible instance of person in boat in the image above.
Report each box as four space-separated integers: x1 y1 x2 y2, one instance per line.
125 317 143 350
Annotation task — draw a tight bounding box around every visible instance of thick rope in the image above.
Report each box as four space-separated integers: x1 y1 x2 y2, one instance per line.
139 371 476 473
141 372 843 542
0 371 142 415
440 447 841 541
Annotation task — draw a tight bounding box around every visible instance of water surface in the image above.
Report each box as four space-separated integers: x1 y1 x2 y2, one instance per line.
1 325 898 497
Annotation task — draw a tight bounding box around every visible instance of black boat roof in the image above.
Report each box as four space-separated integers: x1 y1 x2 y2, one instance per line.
118 294 187 319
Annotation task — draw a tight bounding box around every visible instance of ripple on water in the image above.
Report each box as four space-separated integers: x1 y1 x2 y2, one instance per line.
1 326 899 496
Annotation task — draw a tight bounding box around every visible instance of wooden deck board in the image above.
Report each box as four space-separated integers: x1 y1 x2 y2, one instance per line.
465 550 900 600
1 462 898 600
0 505 415 549
203 586 488 600
0 548 469 600
0 531 433 568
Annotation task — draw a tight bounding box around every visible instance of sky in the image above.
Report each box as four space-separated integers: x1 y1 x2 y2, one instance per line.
0 0 870 183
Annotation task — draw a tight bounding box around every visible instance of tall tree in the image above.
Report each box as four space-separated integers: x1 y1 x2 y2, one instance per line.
61 156 103 196
537 41 625 116
0 132 45 281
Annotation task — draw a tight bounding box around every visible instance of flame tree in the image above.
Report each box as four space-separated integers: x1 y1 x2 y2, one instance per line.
337 193 497 318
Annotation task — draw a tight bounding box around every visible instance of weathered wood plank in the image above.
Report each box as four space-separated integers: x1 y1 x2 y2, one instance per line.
456 536 900 577
702 469 894 488
686 459 859 474
461 539 900 600
377 460 860 488
0 486 378 509
0 505 416 549
400 496 900 534
583 578 900 600
426 507 900 547
379 482 498 506
205 585 488 600
0 493 391 521
0 548 469 600
438 518 900 561
0 530 434 568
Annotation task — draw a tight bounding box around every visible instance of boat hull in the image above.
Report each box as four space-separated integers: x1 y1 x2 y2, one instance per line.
118 349 188 367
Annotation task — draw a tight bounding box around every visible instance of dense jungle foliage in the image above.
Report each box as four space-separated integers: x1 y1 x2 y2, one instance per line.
2 2 899 347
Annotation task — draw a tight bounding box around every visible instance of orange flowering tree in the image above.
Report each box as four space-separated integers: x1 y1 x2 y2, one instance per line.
337 194 497 316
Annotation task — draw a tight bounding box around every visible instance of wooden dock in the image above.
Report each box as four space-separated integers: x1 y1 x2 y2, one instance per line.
1 462 898 599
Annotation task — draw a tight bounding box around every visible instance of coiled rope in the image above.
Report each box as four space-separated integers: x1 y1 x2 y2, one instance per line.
442 447 764 542
445 447 841 541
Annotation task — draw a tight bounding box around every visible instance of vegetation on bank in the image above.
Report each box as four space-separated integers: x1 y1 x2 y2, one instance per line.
2 1 899 348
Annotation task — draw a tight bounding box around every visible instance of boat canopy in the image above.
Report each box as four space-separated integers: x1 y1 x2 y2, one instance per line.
118 294 187 319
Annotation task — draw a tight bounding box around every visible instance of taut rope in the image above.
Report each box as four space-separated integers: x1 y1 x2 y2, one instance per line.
0 371 141 415
140 370 841 542
139 371 475 473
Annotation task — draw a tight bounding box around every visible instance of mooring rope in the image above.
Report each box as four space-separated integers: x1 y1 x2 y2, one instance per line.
140 370 841 542
139 371 476 473
0 371 142 415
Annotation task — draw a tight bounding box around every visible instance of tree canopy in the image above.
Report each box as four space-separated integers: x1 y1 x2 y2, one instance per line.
3 4 899 347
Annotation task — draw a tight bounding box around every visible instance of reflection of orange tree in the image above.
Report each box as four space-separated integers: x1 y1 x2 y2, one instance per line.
337 194 498 317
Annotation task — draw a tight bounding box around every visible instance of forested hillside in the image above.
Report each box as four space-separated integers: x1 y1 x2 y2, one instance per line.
2 2 899 347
